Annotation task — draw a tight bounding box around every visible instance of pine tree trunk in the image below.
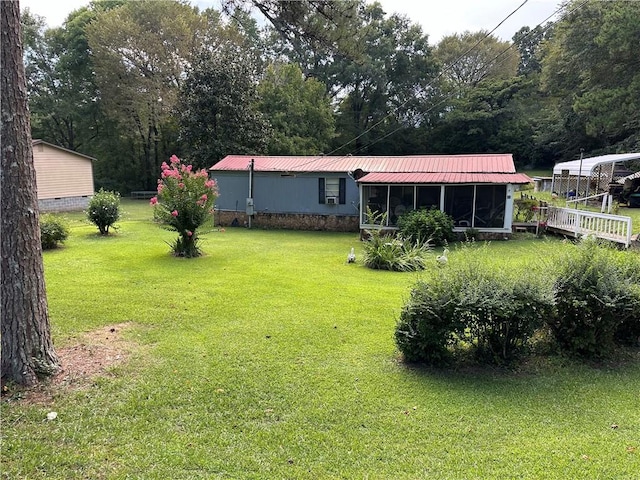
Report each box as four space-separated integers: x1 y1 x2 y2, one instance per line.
1 0 60 386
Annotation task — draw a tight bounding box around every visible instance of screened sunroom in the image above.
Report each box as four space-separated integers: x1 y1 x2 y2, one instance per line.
358 171 531 233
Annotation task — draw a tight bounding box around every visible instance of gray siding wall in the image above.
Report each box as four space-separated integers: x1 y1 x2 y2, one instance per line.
211 171 360 216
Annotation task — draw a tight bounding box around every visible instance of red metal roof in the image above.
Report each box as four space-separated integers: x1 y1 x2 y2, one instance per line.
359 172 532 184
211 154 518 174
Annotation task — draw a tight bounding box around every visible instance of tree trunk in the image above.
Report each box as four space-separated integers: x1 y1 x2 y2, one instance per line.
1 0 60 386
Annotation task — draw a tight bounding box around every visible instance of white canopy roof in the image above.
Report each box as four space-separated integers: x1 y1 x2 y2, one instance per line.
552 153 640 176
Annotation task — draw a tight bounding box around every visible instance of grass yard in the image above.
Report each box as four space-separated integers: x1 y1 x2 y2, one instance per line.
2 200 639 479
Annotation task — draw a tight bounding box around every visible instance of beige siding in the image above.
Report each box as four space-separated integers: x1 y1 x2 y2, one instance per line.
33 143 94 199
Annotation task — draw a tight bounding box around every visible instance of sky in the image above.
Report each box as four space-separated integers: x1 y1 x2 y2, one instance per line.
20 0 561 43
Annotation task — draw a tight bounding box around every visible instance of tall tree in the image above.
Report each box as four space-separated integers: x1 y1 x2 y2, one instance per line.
1 0 60 386
178 44 271 167
512 25 549 76
329 3 437 154
541 0 640 158
257 63 334 155
86 0 207 189
435 30 518 94
22 6 103 152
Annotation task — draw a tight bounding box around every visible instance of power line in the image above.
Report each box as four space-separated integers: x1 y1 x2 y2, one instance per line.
256 0 584 174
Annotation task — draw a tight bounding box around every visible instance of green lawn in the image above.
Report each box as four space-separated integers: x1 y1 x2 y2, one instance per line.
2 200 639 479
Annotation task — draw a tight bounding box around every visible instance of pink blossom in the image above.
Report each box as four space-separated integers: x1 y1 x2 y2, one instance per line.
161 162 169 171
171 210 179 217
178 183 185 189
150 196 158 205
187 230 193 237
205 179 216 189
200 194 208 201
157 184 164 193
170 154 181 165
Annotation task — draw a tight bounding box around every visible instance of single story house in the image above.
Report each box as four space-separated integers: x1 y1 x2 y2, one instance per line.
209 154 532 235
32 139 95 212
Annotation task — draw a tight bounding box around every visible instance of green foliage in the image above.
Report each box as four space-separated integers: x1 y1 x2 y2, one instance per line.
87 189 120 235
87 0 207 187
257 63 335 155
514 198 538 222
396 208 455 247
360 209 431 271
459 268 554 364
435 30 518 92
549 239 640 358
39 214 69 249
361 229 430 272
151 155 218 258
178 46 270 168
326 3 439 155
541 0 640 156
395 279 460 365
396 245 554 366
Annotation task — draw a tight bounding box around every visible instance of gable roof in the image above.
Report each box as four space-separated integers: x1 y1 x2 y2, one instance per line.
211 154 531 184
32 139 97 162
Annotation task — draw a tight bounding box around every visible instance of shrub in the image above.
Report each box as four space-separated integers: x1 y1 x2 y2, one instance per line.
514 198 538 222
87 189 121 235
395 280 460 365
362 228 431 272
458 269 554 364
151 155 218 258
395 245 554 366
396 208 455 247
549 239 639 358
40 214 69 249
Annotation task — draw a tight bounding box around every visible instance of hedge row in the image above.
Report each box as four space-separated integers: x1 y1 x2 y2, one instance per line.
395 240 640 365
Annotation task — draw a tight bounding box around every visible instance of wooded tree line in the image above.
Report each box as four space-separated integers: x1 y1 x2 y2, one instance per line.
21 0 640 193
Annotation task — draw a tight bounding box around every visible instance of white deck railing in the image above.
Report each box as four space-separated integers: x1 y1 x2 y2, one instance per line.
546 207 633 247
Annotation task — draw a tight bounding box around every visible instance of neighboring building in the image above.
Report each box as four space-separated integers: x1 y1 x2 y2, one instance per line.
32 139 95 212
210 154 532 235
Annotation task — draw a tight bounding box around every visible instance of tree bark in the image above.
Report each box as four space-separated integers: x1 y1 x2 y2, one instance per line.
1 0 60 386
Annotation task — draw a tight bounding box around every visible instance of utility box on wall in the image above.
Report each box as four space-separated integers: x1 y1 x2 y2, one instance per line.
246 197 254 215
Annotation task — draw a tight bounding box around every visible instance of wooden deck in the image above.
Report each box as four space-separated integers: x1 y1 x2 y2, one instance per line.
545 206 633 247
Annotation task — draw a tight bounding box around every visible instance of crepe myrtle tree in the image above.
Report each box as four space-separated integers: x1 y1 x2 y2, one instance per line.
151 155 218 257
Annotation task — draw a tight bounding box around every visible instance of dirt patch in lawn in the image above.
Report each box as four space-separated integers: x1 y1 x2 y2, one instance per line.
4 323 137 405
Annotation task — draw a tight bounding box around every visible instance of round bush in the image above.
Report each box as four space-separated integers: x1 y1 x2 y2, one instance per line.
395 245 554 366
87 189 121 235
40 214 69 249
549 240 639 358
396 208 455 247
395 280 460 365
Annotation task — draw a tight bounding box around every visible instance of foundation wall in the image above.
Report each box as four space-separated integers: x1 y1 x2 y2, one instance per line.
215 210 360 232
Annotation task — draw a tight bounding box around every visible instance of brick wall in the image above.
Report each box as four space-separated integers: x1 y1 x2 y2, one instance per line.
216 210 359 232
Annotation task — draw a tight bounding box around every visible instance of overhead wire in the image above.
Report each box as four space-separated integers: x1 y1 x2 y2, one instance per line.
250 0 585 174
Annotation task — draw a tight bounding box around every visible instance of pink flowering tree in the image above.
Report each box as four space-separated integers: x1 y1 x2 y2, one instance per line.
151 155 219 257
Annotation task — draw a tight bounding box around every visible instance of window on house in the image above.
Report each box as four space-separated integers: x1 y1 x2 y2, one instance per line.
319 177 346 204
